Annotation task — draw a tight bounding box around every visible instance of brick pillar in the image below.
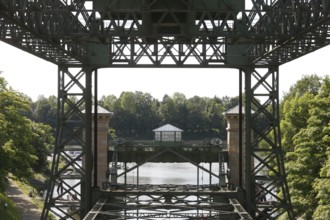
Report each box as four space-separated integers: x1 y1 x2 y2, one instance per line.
225 113 242 188
91 106 112 188
225 105 254 189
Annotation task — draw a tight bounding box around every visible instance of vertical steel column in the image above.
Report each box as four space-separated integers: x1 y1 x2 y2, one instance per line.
83 68 93 216
244 68 254 216
137 166 139 187
239 69 243 189
125 162 127 185
93 69 98 188
197 164 200 187
41 66 95 220
241 67 294 219
209 163 212 186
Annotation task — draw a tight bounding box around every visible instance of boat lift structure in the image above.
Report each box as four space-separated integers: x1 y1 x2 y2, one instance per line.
1 0 330 219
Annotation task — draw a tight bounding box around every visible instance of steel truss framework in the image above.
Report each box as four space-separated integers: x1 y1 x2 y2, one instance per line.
41 66 95 218
1 0 330 219
93 141 250 219
84 196 252 219
0 0 329 66
242 67 293 219
39 66 293 220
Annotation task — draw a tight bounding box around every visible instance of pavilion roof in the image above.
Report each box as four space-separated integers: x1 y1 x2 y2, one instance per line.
153 124 183 132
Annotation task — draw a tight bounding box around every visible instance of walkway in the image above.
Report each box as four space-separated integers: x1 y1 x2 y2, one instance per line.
5 177 41 220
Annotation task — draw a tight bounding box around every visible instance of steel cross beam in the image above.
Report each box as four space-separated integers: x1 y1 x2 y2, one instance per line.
83 196 251 219
0 0 87 64
241 67 294 219
0 0 330 66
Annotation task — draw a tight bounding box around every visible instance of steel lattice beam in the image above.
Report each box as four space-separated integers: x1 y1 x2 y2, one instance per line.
242 67 294 219
41 66 95 219
0 0 330 66
83 196 252 220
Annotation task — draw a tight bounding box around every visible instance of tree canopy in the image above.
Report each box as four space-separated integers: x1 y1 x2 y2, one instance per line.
100 92 238 140
0 74 53 190
281 75 330 219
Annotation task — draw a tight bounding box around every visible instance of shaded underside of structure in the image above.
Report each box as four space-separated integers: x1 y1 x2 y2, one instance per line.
0 0 329 67
1 0 330 219
84 192 252 220
108 141 228 163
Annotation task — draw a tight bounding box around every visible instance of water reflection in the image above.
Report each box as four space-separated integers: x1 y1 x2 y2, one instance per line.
117 162 220 185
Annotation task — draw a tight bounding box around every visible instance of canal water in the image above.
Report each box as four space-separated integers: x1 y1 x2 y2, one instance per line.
117 162 221 185
51 162 222 198
49 162 221 218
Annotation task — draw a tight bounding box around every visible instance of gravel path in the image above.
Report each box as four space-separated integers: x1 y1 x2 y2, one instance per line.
5 177 41 220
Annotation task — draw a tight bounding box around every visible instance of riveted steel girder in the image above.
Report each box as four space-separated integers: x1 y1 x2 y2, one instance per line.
0 0 330 66
83 196 252 220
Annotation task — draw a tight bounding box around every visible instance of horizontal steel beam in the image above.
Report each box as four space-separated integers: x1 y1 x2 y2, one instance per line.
0 0 329 66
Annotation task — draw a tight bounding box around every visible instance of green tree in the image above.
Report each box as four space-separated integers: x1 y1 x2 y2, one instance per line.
221 95 239 110
281 93 314 152
120 92 137 114
0 74 56 191
282 76 330 219
0 75 36 182
158 94 178 124
313 147 330 220
204 97 226 139
312 78 330 219
30 122 54 172
99 95 118 112
108 91 161 138
172 92 188 131
282 74 322 101
134 92 160 138
186 96 208 139
31 95 57 129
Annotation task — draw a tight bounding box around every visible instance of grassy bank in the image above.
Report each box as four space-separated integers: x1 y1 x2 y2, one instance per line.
12 174 46 211
0 191 20 220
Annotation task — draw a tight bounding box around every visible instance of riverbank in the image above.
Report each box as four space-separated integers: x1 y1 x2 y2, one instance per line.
5 176 41 220
0 190 20 220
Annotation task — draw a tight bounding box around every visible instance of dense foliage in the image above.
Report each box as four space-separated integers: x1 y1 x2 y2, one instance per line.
0 74 54 190
99 92 239 140
0 192 20 219
281 75 330 219
26 92 240 141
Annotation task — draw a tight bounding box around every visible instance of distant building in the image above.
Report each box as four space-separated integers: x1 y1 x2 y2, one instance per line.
153 124 183 142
